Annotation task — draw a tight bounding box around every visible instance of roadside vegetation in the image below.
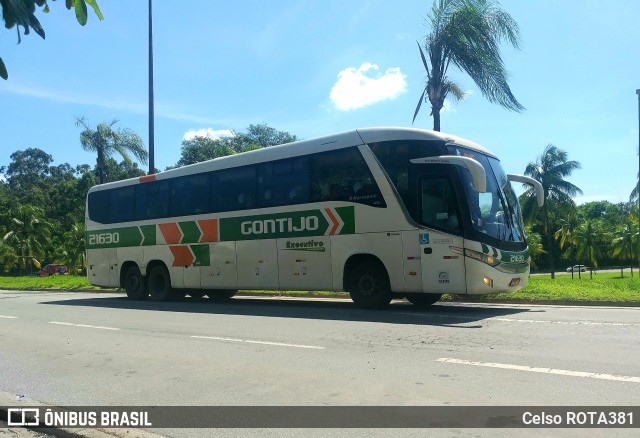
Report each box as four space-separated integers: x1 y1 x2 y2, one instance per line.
2 272 639 303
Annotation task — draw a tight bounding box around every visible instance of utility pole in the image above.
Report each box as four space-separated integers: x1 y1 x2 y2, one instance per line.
148 0 155 175
636 89 640 272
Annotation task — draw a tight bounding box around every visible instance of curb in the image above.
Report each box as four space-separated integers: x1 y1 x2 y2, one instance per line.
4 288 639 307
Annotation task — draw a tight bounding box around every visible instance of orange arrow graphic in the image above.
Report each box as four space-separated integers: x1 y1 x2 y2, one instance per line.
169 246 194 267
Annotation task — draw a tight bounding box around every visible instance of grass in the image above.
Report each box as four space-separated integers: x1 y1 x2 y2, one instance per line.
446 272 640 303
1 272 639 303
0 275 105 291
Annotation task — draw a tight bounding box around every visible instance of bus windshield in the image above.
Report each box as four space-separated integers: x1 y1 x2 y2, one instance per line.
448 145 525 242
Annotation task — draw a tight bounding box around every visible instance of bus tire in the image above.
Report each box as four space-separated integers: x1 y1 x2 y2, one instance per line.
347 261 392 309
207 289 237 301
148 265 172 301
123 266 148 300
406 293 442 308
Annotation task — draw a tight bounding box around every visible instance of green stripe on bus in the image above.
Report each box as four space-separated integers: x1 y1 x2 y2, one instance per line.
86 207 356 248
335 206 355 234
190 244 210 266
179 221 201 244
140 225 156 246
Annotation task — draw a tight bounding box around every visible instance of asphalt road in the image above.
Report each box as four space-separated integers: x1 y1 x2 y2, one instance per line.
1 289 639 437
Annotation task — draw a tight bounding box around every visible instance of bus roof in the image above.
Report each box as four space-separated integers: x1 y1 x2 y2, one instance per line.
88 127 496 192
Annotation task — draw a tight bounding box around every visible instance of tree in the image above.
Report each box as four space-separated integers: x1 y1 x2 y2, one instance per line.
59 222 85 274
520 144 582 278
574 220 603 279
554 211 581 278
413 0 524 130
611 211 638 277
524 225 545 270
0 0 103 80
175 124 298 167
76 117 148 184
3 204 52 272
240 124 298 149
4 147 53 207
176 136 237 167
0 240 17 273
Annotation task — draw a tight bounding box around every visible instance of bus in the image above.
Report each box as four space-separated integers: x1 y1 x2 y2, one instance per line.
85 127 543 309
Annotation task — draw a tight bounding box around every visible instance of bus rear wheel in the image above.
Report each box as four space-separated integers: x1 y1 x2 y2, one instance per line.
406 293 442 308
123 266 147 300
148 265 172 301
347 261 392 309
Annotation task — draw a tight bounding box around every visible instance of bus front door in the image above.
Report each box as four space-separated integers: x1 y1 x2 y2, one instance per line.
418 175 467 295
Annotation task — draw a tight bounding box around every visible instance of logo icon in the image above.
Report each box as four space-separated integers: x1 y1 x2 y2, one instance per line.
7 408 40 426
419 233 430 245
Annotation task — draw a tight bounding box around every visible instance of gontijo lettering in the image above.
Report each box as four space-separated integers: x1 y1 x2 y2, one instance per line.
241 216 319 235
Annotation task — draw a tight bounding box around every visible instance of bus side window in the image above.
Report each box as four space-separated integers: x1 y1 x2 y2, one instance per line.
258 157 310 208
212 166 256 212
136 180 169 220
170 174 210 217
88 190 110 223
311 147 385 207
110 186 135 223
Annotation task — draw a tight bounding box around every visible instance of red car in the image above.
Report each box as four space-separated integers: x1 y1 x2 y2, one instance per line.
37 264 69 277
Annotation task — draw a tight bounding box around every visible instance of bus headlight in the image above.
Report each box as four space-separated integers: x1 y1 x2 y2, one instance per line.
450 247 500 267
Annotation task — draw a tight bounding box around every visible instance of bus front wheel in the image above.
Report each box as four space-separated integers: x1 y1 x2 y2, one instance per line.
406 293 442 308
123 266 148 300
347 261 392 309
148 265 172 301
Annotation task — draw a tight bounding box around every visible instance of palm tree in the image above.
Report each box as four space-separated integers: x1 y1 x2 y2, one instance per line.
574 220 602 279
611 211 638 277
554 211 581 279
76 117 148 184
3 205 52 273
413 0 524 131
60 222 87 275
0 240 18 273
521 144 582 278
524 225 545 270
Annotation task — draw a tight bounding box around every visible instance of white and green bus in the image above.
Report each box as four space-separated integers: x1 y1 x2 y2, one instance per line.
85 127 543 309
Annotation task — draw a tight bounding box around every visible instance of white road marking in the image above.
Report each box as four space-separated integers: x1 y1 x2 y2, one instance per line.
49 321 120 331
191 335 324 350
0 315 18 319
492 317 638 327
436 358 640 384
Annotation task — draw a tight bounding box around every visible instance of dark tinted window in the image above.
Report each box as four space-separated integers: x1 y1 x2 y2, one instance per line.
212 166 256 212
88 190 110 223
135 180 169 220
258 157 310 208
170 173 210 217
369 140 444 218
310 148 385 207
88 146 387 223
110 186 136 223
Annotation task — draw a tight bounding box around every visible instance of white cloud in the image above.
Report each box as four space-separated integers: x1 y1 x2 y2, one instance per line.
183 128 234 141
329 63 407 111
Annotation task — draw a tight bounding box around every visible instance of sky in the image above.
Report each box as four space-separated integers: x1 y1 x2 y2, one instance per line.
0 0 638 205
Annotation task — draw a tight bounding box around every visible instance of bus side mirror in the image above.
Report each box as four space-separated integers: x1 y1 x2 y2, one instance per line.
508 174 544 207
410 155 487 193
